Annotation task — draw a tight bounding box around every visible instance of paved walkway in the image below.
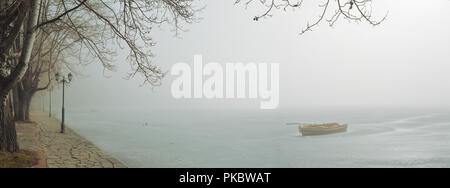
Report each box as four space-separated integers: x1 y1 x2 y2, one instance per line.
16 110 127 168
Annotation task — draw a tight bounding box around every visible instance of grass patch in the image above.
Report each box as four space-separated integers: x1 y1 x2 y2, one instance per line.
0 150 39 168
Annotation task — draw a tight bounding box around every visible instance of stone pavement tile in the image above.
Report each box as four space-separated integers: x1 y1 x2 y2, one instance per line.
16 110 127 168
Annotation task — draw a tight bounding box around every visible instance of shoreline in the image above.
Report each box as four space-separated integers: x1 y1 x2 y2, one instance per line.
16 110 127 168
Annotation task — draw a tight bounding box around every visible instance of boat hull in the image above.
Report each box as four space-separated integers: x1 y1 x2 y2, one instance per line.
299 124 348 136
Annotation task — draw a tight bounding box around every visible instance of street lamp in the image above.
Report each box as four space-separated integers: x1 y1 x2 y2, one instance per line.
48 85 53 118
55 72 73 133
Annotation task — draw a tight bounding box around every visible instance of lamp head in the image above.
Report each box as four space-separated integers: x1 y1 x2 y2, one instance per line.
68 72 73 82
55 72 60 81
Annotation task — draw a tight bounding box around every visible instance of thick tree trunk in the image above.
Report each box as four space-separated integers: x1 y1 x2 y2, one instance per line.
17 97 28 121
24 93 32 121
12 86 20 119
16 100 26 121
13 89 32 121
13 85 24 121
0 0 40 153
0 93 19 152
13 86 26 121
12 84 34 121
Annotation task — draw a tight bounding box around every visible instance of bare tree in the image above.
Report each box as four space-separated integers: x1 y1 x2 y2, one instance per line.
13 25 70 121
1 0 199 153
0 0 40 153
37 0 199 86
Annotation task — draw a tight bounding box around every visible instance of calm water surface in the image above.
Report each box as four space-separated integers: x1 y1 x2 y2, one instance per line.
60 107 450 167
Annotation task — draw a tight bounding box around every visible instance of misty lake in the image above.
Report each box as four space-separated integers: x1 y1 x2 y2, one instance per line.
61 107 450 168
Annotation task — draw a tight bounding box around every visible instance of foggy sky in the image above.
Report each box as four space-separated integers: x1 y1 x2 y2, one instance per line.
37 0 450 111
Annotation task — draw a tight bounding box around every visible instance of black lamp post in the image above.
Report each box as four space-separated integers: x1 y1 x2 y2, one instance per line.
48 86 52 117
55 72 73 133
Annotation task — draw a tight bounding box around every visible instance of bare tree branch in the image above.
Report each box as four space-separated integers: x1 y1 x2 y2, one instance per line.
235 0 387 36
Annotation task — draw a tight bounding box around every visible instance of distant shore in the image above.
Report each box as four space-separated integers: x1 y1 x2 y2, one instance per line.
16 110 127 168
